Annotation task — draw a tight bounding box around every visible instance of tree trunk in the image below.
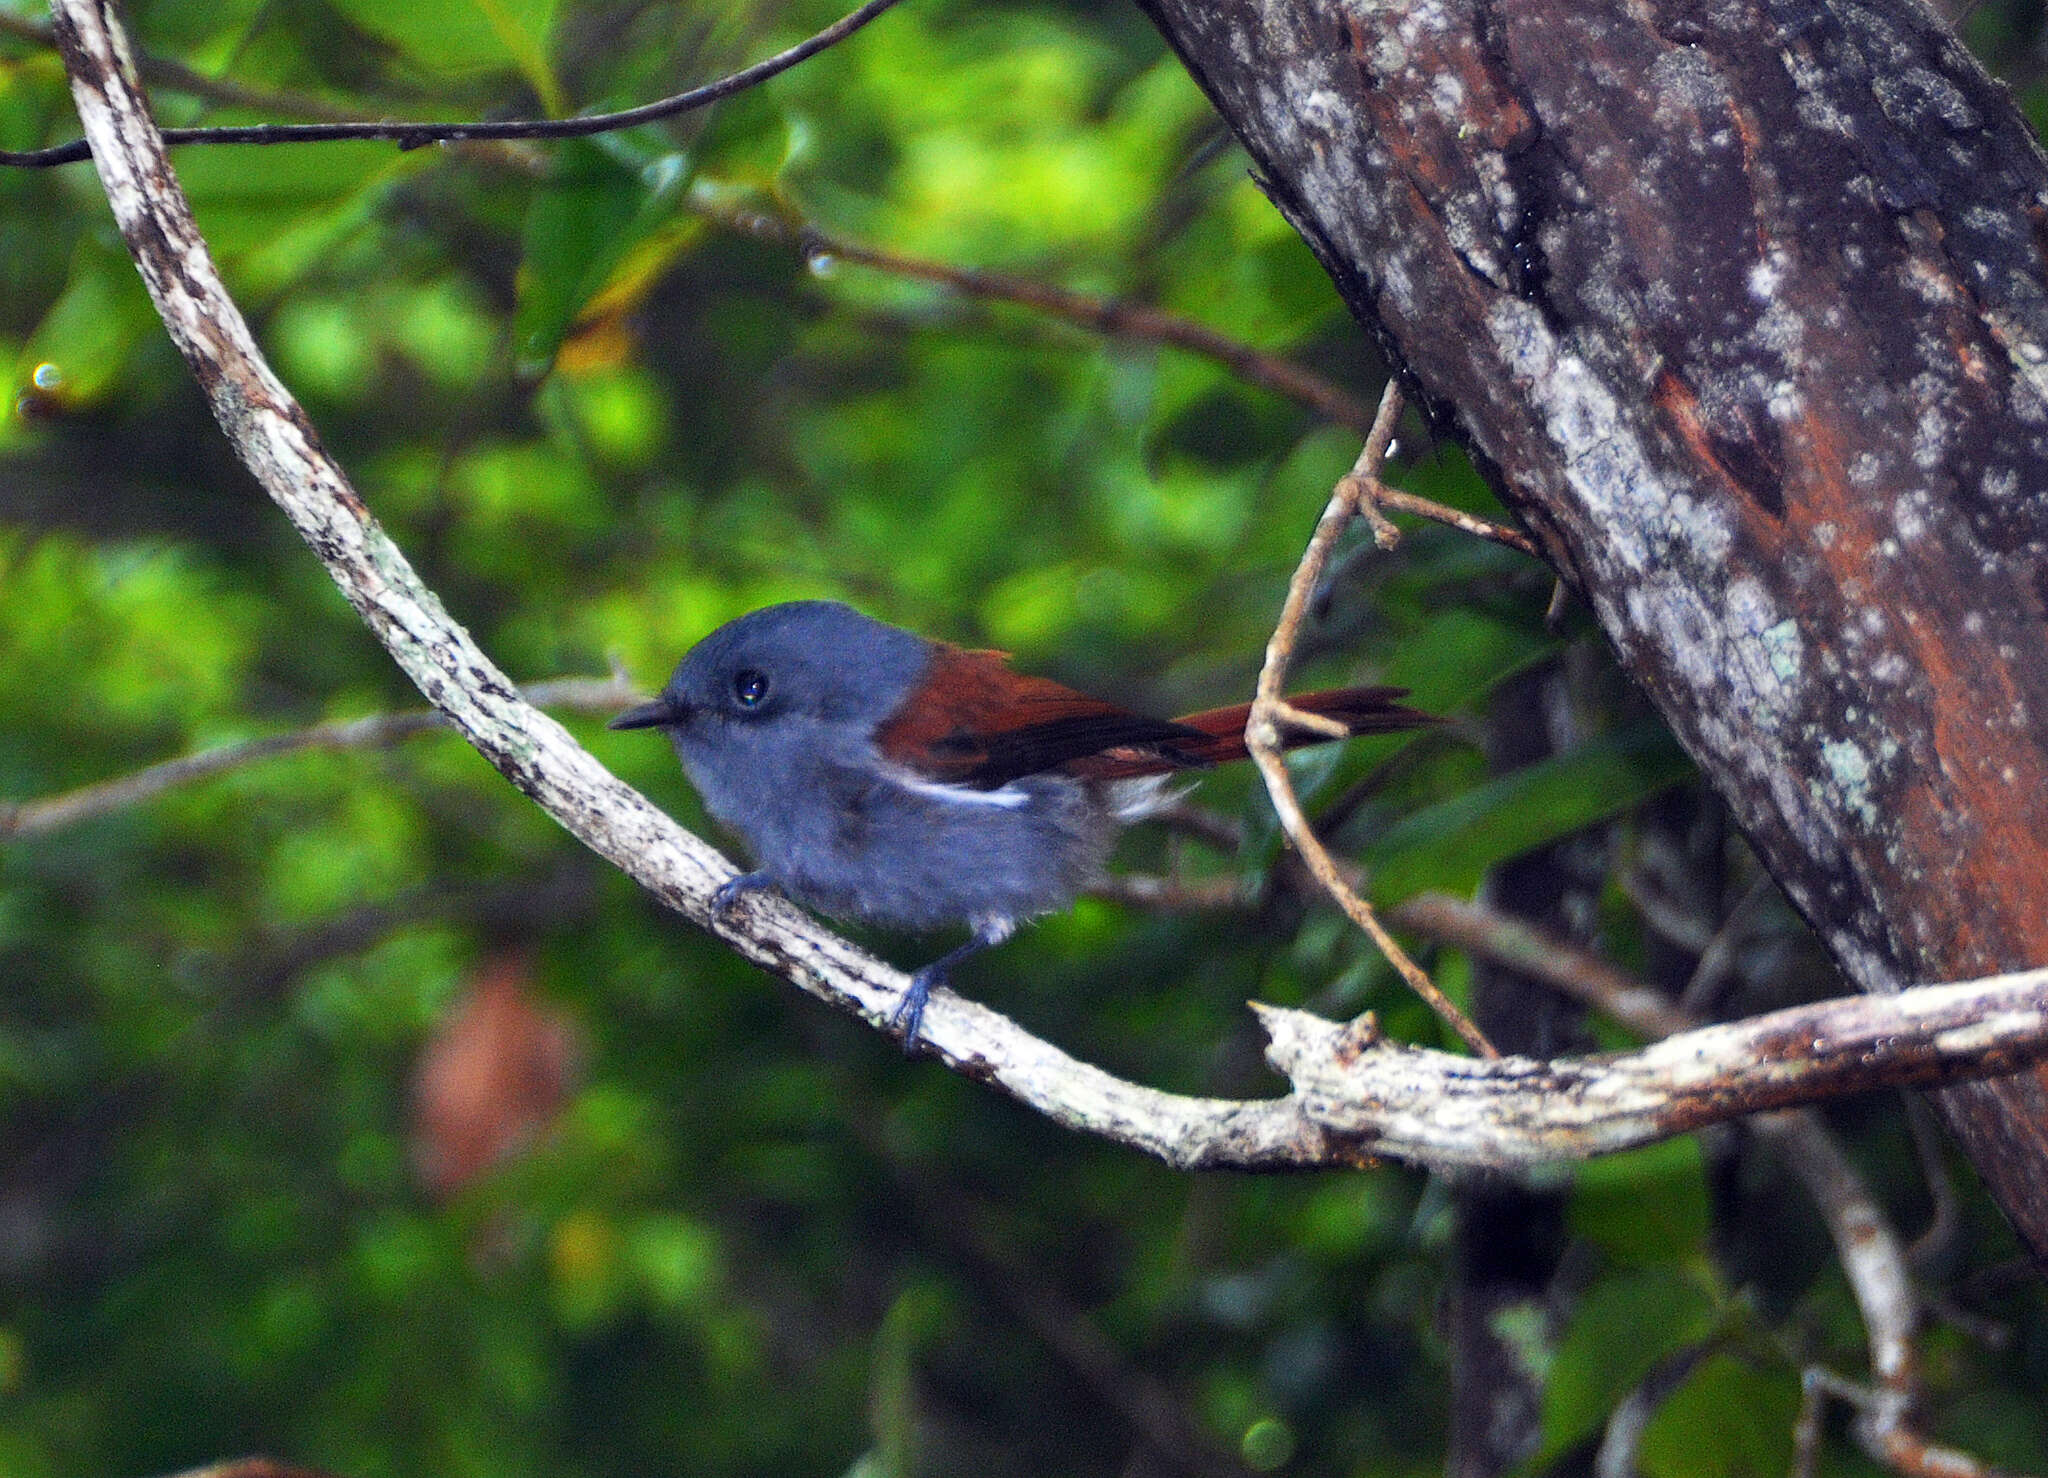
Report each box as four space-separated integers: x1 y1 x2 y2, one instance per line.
1133 0 2048 1263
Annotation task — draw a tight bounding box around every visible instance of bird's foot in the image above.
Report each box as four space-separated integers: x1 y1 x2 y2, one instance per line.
890 967 942 1057
711 870 774 917
887 924 1008 1058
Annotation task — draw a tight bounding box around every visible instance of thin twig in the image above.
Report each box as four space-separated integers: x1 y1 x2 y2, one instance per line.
1594 1343 1716 1478
1620 861 1719 955
3 0 1533 562
4 0 905 167
1542 575 1572 630
701 194 1537 553
1792 1369 1830 1478
1370 487 1537 556
1245 382 1498 1058
1771 1120 2030 1478
1088 873 1246 911
1901 1094 1965 1275
1677 872 1774 1017
0 677 639 841
1389 891 1691 1038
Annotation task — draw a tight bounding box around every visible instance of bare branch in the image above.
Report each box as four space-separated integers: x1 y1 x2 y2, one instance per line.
1771 1114 2034 1478
7 0 1515 551
1594 1344 1715 1478
1902 1095 1966 1275
691 191 1382 436
1257 973 2048 1164
0 677 639 841
1390 890 1693 1039
1244 383 1498 1058
7 0 905 167
1370 486 1539 558
6 0 1522 564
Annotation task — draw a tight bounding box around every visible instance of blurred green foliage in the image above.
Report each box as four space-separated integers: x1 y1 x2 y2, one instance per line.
3 0 2046 1475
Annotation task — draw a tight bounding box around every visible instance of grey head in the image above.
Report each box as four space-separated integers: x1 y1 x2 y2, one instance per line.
608 601 936 853
625 599 922 713
609 600 934 746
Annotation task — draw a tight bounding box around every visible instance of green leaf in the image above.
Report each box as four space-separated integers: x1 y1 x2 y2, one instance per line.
513 139 692 377
326 0 561 104
1638 1353 1800 1478
177 141 420 293
1364 719 1695 900
691 83 800 187
1377 605 1559 711
16 238 161 407
871 1283 953 1477
1538 1267 1722 1465
1569 1138 1712 1264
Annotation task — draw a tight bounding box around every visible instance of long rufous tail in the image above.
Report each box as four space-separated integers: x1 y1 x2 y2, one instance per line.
1067 686 1439 779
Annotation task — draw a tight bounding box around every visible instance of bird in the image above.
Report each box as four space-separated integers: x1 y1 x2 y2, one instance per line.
610 600 1438 1052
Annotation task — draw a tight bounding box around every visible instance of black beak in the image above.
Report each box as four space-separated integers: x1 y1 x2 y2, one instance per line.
608 696 683 731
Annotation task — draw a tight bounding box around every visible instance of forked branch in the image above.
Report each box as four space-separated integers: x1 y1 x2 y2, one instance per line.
1245 383 1498 1058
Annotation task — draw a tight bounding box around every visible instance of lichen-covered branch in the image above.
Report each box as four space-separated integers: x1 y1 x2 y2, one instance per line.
1256 971 2048 1165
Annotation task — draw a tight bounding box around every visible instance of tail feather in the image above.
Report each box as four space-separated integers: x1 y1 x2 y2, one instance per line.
1067 686 1438 779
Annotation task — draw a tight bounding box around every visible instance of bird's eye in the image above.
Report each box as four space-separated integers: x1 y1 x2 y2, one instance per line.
732 668 770 709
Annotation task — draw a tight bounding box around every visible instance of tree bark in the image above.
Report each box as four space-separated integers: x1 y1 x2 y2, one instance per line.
1131 0 2048 1262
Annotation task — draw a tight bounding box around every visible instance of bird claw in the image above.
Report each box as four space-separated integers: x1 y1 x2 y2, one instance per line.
890 969 939 1057
711 870 773 917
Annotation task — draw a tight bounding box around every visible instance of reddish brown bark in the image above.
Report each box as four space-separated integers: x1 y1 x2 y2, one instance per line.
1133 0 2048 1262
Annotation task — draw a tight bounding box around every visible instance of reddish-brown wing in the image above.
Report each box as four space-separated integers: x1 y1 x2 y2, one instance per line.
1064 687 1440 779
874 645 1208 789
875 646 1440 789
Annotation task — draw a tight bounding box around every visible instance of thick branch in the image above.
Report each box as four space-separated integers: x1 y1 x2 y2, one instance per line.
1258 971 2048 1165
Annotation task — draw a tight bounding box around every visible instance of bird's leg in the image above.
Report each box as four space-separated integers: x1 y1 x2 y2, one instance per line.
711 870 776 916
892 917 1014 1056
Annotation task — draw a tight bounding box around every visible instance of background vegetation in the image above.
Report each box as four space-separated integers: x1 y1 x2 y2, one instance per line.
2 0 2046 1472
